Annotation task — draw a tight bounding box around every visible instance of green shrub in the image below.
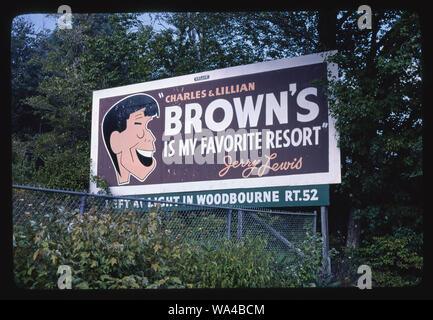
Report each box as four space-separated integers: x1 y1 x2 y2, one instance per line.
14 207 186 289
176 238 285 288
332 234 423 287
357 235 423 287
11 135 38 186
283 233 338 287
176 233 335 288
13 205 331 289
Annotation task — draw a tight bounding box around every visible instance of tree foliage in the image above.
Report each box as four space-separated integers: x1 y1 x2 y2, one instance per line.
327 11 423 241
11 11 423 286
11 17 45 135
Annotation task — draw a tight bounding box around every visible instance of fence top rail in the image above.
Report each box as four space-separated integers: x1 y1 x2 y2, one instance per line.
12 184 317 217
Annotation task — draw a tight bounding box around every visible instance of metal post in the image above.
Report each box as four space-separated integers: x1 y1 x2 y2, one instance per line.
313 210 317 236
227 209 232 240
237 210 244 242
321 206 330 275
79 196 87 213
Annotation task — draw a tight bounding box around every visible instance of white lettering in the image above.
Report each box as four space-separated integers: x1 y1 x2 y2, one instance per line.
185 103 203 134
296 87 319 122
164 106 182 135
205 99 233 132
233 94 264 128
266 91 288 126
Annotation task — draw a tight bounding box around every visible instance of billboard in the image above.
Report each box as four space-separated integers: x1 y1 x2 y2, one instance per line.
90 51 340 196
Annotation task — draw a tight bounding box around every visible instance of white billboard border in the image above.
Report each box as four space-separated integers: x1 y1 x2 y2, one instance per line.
90 51 341 195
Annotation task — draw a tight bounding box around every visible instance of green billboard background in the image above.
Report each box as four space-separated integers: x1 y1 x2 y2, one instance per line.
109 185 329 210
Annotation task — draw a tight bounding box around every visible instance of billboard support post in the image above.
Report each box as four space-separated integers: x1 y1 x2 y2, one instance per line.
79 195 87 214
227 209 232 240
313 210 317 236
321 205 331 275
237 210 244 242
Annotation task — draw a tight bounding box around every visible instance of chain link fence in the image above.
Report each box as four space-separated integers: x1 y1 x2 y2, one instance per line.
12 185 317 263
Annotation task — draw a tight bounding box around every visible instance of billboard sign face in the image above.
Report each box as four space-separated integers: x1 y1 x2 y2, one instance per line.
90 51 340 196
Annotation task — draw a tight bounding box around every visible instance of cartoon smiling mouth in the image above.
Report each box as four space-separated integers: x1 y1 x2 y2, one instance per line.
136 149 154 167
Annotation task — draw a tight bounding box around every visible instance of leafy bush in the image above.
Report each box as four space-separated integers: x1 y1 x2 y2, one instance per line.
282 234 338 287
177 238 285 288
33 142 90 191
14 207 185 289
357 235 423 287
11 134 38 186
332 234 423 287
176 233 337 288
13 205 331 289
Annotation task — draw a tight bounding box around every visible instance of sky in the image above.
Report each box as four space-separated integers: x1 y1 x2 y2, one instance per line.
19 13 56 32
17 12 160 33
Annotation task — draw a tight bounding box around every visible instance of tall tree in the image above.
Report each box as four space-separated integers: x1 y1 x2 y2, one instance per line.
318 8 337 51
19 13 143 190
11 17 46 136
327 10 423 247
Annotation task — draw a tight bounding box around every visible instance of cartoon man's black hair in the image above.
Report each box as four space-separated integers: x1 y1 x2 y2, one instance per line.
102 93 159 175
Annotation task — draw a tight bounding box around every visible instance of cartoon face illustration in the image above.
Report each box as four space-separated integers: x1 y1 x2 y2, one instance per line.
102 94 159 185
